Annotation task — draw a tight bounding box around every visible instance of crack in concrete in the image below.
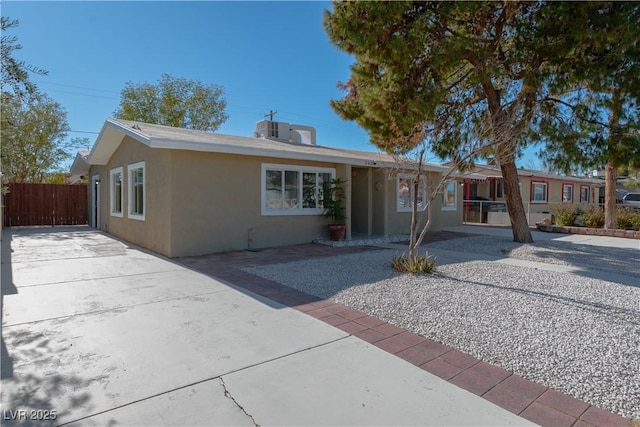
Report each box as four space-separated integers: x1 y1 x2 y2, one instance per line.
219 376 260 427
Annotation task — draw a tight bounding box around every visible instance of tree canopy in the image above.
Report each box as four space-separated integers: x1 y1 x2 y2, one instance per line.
324 1 639 242
529 2 640 228
1 17 47 97
1 92 70 183
113 74 229 132
1 16 71 184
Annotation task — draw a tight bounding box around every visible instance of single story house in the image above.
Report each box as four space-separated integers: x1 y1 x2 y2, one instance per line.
67 150 90 184
458 164 604 225
71 119 464 257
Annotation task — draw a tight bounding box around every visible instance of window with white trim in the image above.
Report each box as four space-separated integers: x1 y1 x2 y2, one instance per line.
531 181 548 203
110 167 123 217
128 161 145 220
262 164 335 215
562 183 573 203
397 175 427 212
580 185 590 203
441 181 457 211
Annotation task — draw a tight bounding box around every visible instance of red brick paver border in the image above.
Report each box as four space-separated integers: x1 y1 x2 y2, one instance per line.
178 241 636 427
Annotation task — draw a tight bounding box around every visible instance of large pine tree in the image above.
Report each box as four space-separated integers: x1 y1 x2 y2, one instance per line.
531 2 640 229
324 1 639 242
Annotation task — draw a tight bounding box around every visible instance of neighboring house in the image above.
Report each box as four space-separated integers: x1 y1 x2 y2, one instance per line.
68 150 90 184
458 164 604 225
71 119 464 257
576 168 636 203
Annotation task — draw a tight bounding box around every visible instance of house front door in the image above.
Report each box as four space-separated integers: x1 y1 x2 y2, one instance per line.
91 174 100 229
351 167 371 236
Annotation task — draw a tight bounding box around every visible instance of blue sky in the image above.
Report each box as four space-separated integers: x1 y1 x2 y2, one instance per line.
4 1 538 168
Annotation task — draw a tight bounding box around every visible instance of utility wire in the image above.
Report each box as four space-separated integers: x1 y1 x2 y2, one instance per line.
33 80 370 139
33 80 120 94
39 88 119 100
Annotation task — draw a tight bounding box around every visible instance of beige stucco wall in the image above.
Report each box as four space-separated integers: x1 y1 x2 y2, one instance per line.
90 136 172 256
384 170 456 235
371 169 388 235
168 151 348 257
431 179 465 228
88 136 469 257
351 167 372 235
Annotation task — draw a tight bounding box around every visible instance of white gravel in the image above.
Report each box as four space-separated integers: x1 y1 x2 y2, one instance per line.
244 238 640 419
426 235 640 278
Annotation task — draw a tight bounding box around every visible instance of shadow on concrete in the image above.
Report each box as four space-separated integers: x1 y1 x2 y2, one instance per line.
2 228 17 380
1 366 94 427
1 228 94 425
2 226 97 245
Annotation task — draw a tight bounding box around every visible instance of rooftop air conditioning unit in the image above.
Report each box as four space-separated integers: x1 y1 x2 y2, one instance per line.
255 120 316 145
255 120 290 141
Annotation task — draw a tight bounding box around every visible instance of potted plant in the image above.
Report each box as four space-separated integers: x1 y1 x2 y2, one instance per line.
323 178 347 241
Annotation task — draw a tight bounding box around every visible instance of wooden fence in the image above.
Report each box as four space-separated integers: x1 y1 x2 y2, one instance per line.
2 183 88 227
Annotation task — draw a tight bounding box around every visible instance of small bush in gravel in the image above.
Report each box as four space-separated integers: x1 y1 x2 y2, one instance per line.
632 211 640 231
616 206 635 230
553 204 578 226
581 205 605 228
624 208 640 231
392 253 436 273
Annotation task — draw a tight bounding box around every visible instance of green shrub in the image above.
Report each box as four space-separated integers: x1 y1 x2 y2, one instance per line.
632 211 640 231
581 205 605 228
553 204 578 226
616 206 635 230
392 253 436 273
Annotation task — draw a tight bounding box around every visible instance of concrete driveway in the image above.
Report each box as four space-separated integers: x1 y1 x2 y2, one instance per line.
1 227 531 426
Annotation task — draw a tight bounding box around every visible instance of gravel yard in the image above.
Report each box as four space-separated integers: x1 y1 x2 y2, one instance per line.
245 236 640 419
426 235 640 278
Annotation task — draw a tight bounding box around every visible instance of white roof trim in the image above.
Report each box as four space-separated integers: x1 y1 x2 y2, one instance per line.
69 150 90 175
83 119 448 172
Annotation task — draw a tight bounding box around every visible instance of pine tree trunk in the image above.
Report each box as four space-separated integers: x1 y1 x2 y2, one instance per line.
604 160 617 230
408 149 426 260
409 174 419 260
604 90 621 231
500 159 534 243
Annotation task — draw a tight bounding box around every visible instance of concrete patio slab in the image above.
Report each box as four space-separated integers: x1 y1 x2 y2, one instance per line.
4 268 233 325
222 336 532 426
181 228 637 426
66 380 255 427
1 227 533 426
3 283 347 425
6 251 182 288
